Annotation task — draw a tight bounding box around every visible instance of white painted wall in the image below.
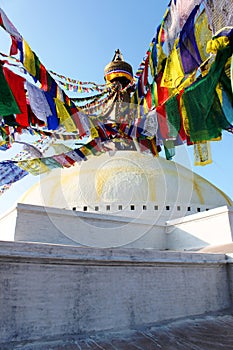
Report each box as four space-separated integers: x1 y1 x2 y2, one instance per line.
13 203 233 251
0 207 17 241
166 206 233 251
0 241 230 346
14 203 166 249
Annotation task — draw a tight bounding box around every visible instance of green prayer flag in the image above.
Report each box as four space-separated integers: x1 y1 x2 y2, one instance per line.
183 46 232 142
0 64 21 116
164 140 175 160
165 95 181 139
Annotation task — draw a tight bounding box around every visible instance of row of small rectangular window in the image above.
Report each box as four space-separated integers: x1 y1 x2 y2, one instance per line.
73 206 207 212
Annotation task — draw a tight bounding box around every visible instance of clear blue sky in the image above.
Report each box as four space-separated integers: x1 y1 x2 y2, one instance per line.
0 0 232 213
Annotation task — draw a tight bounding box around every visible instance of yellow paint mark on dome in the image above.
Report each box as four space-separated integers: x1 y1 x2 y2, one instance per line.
148 176 156 201
193 180 205 204
20 181 39 203
95 167 154 199
20 151 232 209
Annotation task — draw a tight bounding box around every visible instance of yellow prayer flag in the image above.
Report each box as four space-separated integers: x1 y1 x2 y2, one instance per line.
194 9 212 62
18 159 49 175
178 70 197 91
216 83 223 104
23 40 36 77
231 55 233 94
149 42 155 77
206 36 230 55
54 98 77 132
89 119 99 139
161 38 184 89
156 44 167 74
194 141 212 166
80 146 92 157
143 97 149 115
179 94 190 136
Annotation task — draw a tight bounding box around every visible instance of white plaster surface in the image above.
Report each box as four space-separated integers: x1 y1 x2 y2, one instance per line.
12 203 233 251
166 206 233 250
20 151 232 223
0 207 17 241
14 203 166 249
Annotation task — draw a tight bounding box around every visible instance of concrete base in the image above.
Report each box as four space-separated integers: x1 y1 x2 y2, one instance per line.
0 241 232 347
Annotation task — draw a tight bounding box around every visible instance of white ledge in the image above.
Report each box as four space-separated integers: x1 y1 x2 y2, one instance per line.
0 240 227 265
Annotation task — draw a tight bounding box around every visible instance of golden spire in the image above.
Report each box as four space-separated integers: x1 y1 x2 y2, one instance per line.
104 49 133 87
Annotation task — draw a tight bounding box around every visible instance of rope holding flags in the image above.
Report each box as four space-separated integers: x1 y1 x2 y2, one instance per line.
0 1 233 191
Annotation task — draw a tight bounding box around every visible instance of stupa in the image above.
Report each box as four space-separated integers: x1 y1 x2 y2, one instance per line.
20 51 232 221
1 51 232 250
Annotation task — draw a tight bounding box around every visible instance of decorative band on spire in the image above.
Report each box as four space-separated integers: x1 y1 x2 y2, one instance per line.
104 49 133 83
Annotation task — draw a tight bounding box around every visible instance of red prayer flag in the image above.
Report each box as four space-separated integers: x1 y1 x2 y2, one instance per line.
10 36 18 55
40 63 48 91
3 67 29 127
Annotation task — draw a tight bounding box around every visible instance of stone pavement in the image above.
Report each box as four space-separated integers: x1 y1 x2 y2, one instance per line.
3 314 233 350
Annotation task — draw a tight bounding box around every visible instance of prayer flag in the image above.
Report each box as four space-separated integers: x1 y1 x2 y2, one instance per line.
40 157 62 170
165 95 181 139
161 38 184 89
54 98 76 132
3 67 29 127
18 159 49 175
66 149 87 163
179 5 202 74
0 9 22 41
0 161 28 186
183 46 232 142
23 40 36 77
26 81 52 123
0 64 21 116
53 153 74 168
194 142 212 166
44 91 59 130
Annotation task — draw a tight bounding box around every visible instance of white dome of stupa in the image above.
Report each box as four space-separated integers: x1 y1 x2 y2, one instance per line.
20 151 232 224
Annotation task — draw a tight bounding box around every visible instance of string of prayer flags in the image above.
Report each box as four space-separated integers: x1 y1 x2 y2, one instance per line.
15 141 43 159
0 160 28 186
49 69 110 88
0 183 12 196
0 3 233 172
